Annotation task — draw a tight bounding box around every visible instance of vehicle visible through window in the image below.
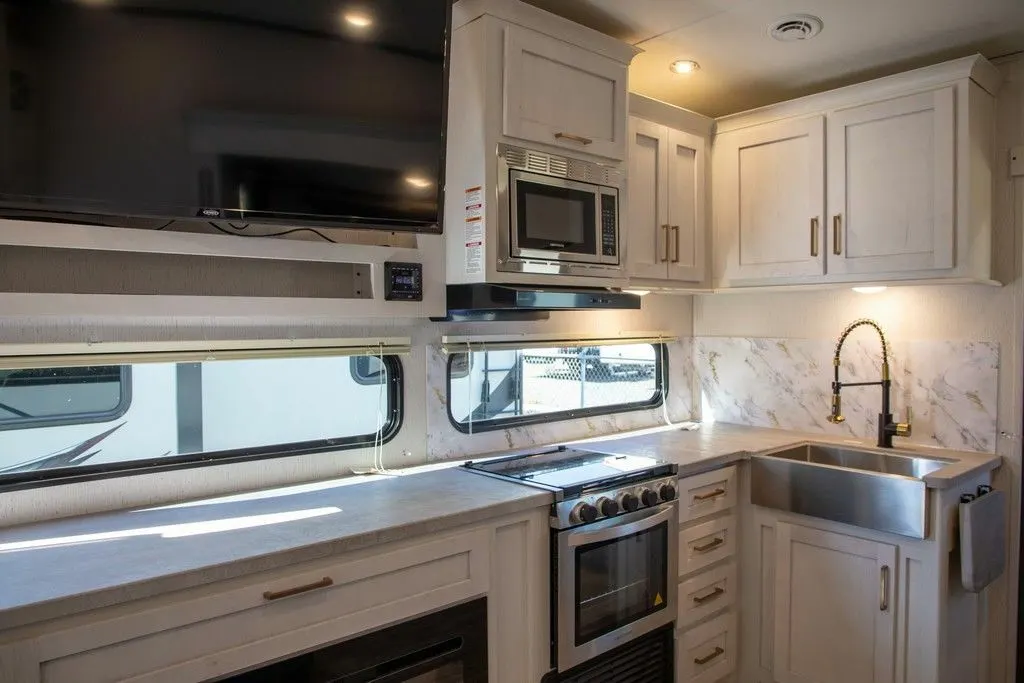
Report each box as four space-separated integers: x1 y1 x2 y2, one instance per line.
0 354 401 485
447 343 664 432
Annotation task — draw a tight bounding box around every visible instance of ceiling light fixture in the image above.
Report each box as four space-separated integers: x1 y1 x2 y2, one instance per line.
852 286 888 295
669 60 700 75
343 11 373 28
405 175 432 189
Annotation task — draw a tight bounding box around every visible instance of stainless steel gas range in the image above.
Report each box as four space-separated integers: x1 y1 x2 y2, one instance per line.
464 446 679 678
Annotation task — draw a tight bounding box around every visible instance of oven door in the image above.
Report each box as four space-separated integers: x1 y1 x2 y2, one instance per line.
555 502 678 672
509 170 614 265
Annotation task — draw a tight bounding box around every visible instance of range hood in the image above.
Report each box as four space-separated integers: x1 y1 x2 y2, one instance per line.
436 284 641 321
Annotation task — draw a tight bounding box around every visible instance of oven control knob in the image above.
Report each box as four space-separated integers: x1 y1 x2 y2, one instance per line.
571 502 598 524
640 488 659 507
659 483 678 502
618 492 639 512
597 497 618 517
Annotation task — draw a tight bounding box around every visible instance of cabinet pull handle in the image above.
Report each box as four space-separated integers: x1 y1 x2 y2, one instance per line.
879 565 890 612
693 537 724 553
554 132 593 146
832 214 842 255
661 224 671 262
692 487 726 502
810 217 819 257
694 646 725 666
263 577 333 601
692 586 726 605
671 225 680 263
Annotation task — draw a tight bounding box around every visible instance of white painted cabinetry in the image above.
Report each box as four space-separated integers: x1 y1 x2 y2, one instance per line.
713 55 1000 288
773 522 896 683
504 25 629 160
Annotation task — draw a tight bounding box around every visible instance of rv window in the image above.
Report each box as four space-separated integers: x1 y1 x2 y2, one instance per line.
0 355 401 487
446 343 665 432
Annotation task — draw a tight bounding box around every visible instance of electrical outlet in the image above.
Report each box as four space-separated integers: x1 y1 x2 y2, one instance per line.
1012 146 1024 178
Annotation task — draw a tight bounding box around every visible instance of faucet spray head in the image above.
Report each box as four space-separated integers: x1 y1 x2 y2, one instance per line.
826 394 845 424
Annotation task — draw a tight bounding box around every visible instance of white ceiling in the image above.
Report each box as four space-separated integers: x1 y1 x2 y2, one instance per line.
524 0 1024 117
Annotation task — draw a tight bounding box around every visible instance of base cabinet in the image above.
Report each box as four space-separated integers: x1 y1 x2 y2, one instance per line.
773 523 897 683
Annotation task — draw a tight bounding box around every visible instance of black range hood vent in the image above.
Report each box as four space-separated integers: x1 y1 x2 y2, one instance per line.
433 284 641 322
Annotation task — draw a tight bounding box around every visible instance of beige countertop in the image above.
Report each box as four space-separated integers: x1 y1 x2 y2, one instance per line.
0 422 1000 633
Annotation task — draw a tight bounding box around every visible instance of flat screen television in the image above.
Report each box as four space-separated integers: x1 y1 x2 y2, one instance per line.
0 0 451 233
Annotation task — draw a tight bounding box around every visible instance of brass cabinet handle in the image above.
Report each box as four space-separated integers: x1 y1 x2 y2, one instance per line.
833 214 843 255
692 488 726 502
879 565 890 612
694 646 725 666
661 224 671 262
671 225 681 263
810 217 819 257
554 132 593 145
263 576 333 601
692 586 726 605
693 537 724 553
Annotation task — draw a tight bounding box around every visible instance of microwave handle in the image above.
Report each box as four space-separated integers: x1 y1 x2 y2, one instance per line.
566 504 675 548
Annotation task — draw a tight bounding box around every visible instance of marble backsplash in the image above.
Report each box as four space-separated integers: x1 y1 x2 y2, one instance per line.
695 337 999 453
425 339 697 461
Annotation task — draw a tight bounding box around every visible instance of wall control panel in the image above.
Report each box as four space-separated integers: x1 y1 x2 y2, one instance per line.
384 262 423 301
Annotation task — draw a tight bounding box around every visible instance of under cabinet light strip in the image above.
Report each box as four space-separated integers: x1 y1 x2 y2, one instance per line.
440 334 677 355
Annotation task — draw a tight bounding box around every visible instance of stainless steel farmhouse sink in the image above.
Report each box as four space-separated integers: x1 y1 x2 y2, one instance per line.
751 443 956 539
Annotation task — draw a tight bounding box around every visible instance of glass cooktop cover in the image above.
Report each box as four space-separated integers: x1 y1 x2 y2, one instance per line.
469 448 665 489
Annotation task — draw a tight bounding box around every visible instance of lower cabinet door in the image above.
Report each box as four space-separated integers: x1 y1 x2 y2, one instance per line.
773 522 897 683
676 612 737 683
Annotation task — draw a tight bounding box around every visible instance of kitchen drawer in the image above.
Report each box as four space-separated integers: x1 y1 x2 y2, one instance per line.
678 563 737 628
677 612 737 683
33 529 490 683
678 466 737 525
680 516 736 578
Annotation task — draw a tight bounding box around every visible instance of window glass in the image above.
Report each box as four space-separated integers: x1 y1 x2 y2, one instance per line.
0 354 400 483
447 343 664 432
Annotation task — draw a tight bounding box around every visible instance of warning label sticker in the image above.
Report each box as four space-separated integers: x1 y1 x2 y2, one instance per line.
465 186 485 275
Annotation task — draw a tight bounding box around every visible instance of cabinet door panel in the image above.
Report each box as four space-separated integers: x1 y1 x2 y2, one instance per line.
666 128 706 282
503 26 627 160
716 116 825 281
773 522 896 683
627 117 669 279
827 87 955 274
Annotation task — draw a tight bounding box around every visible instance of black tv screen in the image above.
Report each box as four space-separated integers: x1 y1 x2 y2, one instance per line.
0 0 451 232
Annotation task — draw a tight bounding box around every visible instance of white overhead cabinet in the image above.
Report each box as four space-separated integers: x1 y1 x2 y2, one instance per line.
714 116 825 281
504 25 629 161
712 55 999 288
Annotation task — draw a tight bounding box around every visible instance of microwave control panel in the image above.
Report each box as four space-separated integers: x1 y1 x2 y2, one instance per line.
601 193 618 259
384 262 423 301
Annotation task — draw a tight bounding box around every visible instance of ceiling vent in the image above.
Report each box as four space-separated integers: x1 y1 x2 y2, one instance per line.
769 14 824 42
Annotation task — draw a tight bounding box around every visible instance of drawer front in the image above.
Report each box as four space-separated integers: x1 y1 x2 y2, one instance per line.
679 466 737 525
680 516 736 578
37 530 489 683
678 563 737 628
677 612 737 683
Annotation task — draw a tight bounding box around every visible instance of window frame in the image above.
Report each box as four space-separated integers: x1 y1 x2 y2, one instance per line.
0 366 133 432
445 343 667 434
0 356 404 492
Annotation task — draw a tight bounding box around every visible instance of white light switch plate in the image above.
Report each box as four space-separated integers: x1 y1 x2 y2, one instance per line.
1012 146 1024 177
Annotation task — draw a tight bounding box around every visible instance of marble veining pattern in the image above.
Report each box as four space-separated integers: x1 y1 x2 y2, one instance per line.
425 339 697 461
696 337 999 453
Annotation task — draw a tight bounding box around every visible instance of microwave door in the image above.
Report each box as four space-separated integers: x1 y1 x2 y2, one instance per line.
510 172 602 264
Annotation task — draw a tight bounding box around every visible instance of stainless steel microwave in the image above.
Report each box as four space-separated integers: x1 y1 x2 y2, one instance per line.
496 144 624 279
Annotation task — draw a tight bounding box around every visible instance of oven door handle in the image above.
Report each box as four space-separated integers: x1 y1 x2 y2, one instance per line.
565 504 675 547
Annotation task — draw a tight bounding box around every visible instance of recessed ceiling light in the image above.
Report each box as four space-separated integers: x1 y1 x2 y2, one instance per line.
405 175 432 189
852 286 888 295
343 11 373 28
669 60 700 75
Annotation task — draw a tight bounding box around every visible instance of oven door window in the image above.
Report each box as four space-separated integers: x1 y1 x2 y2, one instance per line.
515 179 597 254
575 525 669 646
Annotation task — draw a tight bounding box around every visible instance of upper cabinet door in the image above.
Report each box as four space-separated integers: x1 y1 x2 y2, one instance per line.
503 26 628 160
665 128 706 282
773 523 897 683
627 117 670 280
715 116 825 282
827 88 955 275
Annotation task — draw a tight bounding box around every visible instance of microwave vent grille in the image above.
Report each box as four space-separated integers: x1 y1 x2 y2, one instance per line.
501 144 621 185
505 147 529 169
548 156 569 176
527 152 550 174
